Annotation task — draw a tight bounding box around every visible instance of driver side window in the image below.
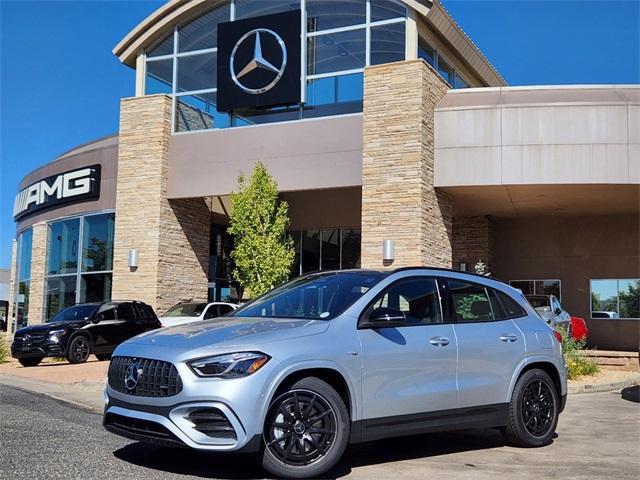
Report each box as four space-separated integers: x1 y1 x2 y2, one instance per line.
204 306 219 320
96 304 116 321
369 278 443 325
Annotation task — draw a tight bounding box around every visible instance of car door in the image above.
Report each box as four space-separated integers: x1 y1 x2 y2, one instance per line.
447 278 526 409
358 277 458 422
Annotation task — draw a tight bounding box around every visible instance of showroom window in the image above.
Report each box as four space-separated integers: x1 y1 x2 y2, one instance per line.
289 227 361 277
45 212 115 320
14 228 32 329
509 279 561 300
144 0 407 132
591 279 640 320
418 37 470 88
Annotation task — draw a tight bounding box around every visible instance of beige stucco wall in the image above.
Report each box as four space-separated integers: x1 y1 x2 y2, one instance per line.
434 86 640 187
27 223 48 324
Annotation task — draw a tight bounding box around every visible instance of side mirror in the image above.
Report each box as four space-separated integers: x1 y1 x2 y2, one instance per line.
365 307 406 328
93 314 104 324
554 308 562 316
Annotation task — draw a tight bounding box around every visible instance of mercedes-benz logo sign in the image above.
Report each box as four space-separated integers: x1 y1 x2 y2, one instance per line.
124 362 141 391
230 28 287 95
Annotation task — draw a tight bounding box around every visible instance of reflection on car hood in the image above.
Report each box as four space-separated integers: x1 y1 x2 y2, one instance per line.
15 321 83 334
125 316 330 349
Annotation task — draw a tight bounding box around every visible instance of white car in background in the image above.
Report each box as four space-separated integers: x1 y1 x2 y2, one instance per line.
159 301 238 328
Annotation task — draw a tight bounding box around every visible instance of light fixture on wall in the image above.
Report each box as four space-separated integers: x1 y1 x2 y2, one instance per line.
128 249 139 270
459 262 467 271
383 239 395 263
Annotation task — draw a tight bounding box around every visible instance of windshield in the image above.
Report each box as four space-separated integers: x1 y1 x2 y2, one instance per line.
527 296 550 309
47 304 98 323
163 303 208 317
231 272 386 320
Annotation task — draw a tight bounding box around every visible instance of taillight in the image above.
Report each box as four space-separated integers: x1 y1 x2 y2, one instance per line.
552 330 563 343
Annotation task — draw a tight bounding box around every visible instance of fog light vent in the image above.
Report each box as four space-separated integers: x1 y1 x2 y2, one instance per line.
185 408 237 440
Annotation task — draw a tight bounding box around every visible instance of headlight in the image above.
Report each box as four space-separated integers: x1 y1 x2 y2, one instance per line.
188 352 270 378
49 328 67 337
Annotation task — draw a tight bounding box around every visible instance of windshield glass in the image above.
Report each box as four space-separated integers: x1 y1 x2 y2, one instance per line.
231 272 386 320
47 304 98 323
163 303 208 317
527 296 550 309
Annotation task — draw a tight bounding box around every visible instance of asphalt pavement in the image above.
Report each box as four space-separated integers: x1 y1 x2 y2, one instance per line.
0 384 638 480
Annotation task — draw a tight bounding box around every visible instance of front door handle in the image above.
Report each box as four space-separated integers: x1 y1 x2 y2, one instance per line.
500 334 518 343
429 336 450 347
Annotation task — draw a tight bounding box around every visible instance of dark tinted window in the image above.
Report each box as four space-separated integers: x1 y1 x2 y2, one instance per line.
96 304 116 320
490 289 527 320
47 304 97 323
117 303 136 320
449 280 494 323
204 306 219 320
368 278 442 325
218 305 234 316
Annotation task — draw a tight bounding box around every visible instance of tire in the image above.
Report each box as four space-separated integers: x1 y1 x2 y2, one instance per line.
19 358 42 367
262 377 350 479
95 353 111 361
505 368 559 447
66 335 91 364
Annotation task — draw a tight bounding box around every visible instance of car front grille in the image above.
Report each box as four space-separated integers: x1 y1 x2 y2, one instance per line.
13 333 47 346
108 356 183 397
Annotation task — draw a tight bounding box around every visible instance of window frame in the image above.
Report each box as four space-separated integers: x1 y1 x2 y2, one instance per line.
357 276 447 329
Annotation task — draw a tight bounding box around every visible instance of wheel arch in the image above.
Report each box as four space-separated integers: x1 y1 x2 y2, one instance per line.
67 329 94 352
510 360 563 400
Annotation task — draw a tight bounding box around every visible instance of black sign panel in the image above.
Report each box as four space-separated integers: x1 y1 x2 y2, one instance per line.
217 10 301 111
13 165 101 221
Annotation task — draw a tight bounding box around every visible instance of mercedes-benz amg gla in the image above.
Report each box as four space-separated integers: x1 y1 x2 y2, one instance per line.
103 268 567 478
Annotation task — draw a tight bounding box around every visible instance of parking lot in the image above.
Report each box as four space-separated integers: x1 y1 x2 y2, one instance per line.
1 382 638 480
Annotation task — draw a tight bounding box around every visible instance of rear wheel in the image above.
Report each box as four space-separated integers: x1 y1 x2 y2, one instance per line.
505 368 559 447
66 336 91 364
262 377 350 479
19 357 42 367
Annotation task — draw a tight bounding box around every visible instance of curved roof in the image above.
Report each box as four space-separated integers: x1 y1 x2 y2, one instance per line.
114 0 505 87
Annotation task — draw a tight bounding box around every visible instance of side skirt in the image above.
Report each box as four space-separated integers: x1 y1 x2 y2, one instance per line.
350 403 508 444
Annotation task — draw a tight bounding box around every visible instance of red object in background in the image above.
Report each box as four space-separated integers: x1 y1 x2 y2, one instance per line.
570 316 589 341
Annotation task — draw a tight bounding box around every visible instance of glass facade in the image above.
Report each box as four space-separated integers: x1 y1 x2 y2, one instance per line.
290 227 361 276
144 0 407 132
418 37 470 89
14 228 33 329
591 279 640 320
45 212 115 320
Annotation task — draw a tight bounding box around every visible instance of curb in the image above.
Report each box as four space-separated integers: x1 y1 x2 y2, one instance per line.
568 373 640 395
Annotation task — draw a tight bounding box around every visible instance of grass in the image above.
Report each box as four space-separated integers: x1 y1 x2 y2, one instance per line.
557 326 599 380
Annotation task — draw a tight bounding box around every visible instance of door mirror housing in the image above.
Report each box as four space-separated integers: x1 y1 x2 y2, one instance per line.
93 314 104 323
365 307 406 328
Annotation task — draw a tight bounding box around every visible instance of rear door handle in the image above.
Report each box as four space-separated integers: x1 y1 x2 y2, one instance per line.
500 334 518 343
429 336 450 347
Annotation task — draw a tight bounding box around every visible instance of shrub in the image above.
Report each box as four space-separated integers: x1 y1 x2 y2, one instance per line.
557 326 599 380
0 335 8 363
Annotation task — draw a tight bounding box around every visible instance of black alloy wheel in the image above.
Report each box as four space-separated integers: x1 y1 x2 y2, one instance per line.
262 377 350 479
521 379 555 437
265 389 337 467
67 336 91 364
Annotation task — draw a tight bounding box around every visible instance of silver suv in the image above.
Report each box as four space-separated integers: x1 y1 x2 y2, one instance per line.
103 268 567 478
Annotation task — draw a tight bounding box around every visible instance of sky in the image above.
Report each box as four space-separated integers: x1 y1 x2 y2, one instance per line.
0 0 639 270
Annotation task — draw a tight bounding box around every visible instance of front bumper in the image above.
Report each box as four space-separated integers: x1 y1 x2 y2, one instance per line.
11 338 66 358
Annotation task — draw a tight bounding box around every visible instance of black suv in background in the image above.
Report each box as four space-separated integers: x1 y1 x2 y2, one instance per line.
11 301 161 367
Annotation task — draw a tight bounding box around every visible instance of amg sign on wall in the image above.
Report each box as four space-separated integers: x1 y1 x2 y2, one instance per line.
13 165 101 221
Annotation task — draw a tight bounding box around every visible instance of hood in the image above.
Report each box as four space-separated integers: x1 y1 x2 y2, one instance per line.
126 316 330 350
159 316 200 326
15 322 82 334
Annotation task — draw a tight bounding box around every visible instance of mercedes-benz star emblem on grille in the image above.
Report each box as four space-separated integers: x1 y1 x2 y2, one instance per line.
230 28 287 95
124 362 141 391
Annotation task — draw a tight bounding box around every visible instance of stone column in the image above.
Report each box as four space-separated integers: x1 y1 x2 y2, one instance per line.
28 222 48 324
452 216 495 273
7 239 17 334
111 94 210 315
361 59 452 268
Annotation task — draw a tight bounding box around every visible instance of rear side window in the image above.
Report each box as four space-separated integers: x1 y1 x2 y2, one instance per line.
135 303 157 321
496 290 527 318
449 280 493 323
117 303 136 320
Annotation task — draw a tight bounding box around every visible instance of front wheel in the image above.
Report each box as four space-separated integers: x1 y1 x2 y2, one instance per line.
262 377 350 479
505 369 559 447
19 357 42 367
66 336 91 364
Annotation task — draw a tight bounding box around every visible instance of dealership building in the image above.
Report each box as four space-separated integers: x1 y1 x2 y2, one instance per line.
8 0 639 350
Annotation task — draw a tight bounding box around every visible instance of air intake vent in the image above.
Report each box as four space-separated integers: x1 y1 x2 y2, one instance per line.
186 408 237 440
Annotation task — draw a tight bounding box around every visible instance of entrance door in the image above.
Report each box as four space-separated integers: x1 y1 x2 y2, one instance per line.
358 277 458 423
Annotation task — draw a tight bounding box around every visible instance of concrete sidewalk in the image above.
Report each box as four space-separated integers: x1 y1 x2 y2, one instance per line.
1 358 639 413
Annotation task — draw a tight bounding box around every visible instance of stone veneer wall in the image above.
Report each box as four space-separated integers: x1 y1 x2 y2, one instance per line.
28 222 48 324
452 216 495 273
361 59 452 268
112 94 209 314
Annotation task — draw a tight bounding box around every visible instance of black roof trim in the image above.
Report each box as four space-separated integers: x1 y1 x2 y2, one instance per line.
390 266 506 285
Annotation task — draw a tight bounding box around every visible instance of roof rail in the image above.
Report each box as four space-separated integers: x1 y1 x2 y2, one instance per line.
390 266 506 284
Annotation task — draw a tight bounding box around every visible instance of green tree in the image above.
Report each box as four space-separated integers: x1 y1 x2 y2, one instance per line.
619 280 640 319
228 162 295 299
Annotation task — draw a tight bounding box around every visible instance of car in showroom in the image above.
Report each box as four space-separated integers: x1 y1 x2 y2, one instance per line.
11 301 161 367
103 268 567 479
525 294 572 334
159 301 238 327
